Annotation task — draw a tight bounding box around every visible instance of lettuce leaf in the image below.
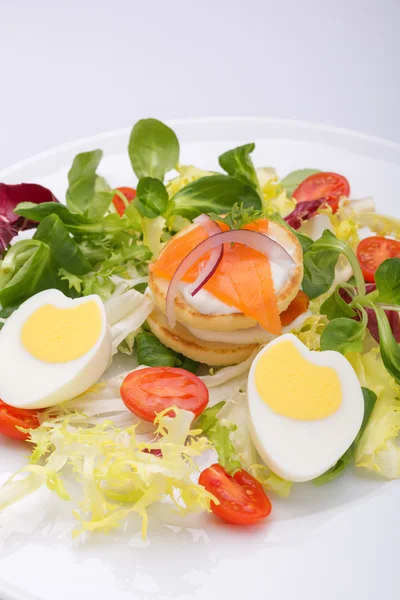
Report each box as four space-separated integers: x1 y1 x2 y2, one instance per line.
135 331 199 372
219 144 259 190
216 391 292 496
285 199 326 230
216 394 257 468
141 215 166 258
352 211 400 238
195 390 292 497
250 465 293 497
313 387 376 485
166 165 214 198
195 402 242 475
322 207 360 249
104 285 154 355
347 348 400 478
0 239 67 307
0 408 214 539
66 150 105 215
128 119 180 181
256 167 295 217
294 314 329 351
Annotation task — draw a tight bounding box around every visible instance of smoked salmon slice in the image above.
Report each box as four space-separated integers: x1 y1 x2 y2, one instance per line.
280 290 309 326
151 218 282 334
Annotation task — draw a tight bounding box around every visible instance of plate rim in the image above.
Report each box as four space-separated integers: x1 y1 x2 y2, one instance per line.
1 116 400 178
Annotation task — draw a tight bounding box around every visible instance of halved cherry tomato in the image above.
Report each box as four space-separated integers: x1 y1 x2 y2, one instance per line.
199 464 272 525
120 367 209 422
293 172 350 213
112 186 137 216
0 400 40 441
356 236 400 283
280 290 310 327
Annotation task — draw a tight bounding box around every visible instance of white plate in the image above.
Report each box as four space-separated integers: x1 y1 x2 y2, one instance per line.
0 118 399 600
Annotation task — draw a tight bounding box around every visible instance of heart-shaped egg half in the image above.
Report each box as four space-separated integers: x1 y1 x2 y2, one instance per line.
0 289 111 409
247 334 364 482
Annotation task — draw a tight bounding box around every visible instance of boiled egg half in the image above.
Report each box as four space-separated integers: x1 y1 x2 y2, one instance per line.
0 289 111 409
248 334 364 482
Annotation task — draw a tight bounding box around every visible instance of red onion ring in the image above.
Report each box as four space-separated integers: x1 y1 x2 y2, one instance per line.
190 215 224 297
193 214 221 235
166 229 295 328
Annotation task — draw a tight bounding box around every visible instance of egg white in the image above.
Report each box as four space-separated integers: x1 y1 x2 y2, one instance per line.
0 289 112 409
247 334 364 482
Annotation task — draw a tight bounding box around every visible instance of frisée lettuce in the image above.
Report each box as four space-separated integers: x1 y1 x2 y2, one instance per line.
348 349 400 478
0 408 214 538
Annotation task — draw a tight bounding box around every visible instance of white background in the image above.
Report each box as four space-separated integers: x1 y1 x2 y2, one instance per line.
0 0 399 169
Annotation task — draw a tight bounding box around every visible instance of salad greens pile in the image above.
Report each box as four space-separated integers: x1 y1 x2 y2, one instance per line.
0 407 214 538
0 119 263 316
1 116 400 537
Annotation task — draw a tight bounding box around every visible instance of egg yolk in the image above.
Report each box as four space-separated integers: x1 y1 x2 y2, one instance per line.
21 301 102 363
255 340 342 420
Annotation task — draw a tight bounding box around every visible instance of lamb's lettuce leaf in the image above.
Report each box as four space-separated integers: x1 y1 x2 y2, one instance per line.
218 143 259 189
135 331 199 373
128 118 179 181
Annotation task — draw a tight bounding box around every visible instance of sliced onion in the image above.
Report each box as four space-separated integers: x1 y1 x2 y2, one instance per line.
193 214 221 236
190 215 223 297
166 229 295 328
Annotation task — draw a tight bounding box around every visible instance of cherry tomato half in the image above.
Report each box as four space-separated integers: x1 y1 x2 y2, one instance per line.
199 464 272 525
0 400 40 441
120 367 209 422
293 172 350 213
112 186 137 216
356 236 400 283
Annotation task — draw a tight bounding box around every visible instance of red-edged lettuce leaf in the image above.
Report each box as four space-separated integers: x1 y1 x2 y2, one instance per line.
0 221 18 254
340 284 400 344
284 198 326 230
365 306 400 343
0 183 57 253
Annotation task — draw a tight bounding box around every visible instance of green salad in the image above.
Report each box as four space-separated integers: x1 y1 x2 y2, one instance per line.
0 118 400 536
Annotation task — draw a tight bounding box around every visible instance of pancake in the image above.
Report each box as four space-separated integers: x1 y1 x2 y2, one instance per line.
149 221 303 332
147 307 258 366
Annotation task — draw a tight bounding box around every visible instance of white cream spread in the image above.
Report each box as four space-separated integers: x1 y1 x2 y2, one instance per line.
186 323 274 344
268 232 296 293
186 311 311 344
179 283 241 315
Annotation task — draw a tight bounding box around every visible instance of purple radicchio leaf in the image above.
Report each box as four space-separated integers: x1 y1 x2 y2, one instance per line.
0 220 18 254
284 198 327 230
0 183 57 254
